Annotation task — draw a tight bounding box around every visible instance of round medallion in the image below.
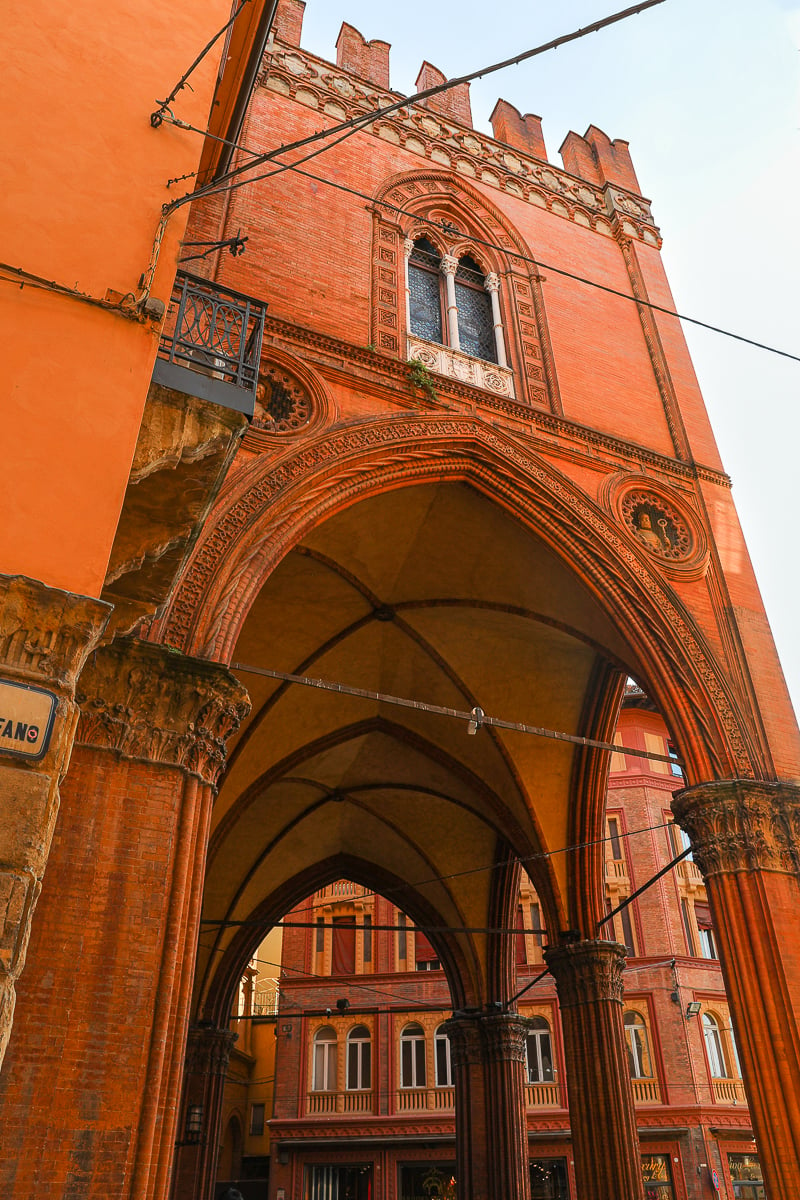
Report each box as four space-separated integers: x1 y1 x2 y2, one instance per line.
621 490 691 560
253 366 312 433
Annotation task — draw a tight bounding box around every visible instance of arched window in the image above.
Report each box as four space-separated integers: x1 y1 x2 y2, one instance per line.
400 1023 427 1088
525 1017 554 1083
623 1011 653 1079
454 255 497 362
434 1024 452 1087
408 238 444 345
405 239 506 367
312 1025 337 1091
703 1013 728 1078
346 1025 371 1091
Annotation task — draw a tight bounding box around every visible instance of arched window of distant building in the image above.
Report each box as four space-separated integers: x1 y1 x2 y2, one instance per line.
525 1017 554 1083
400 1023 427 1088
623 1011 653 1078
405 238 504 366
434 1025 452 1087
312 1025 337 1091
346 1025 371 1091
703 1013 728 1078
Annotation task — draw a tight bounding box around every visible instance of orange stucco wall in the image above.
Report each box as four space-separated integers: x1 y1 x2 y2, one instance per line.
1 0 241 596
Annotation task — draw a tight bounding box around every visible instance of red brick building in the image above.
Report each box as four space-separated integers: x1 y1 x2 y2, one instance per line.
1 3 798 1199
215 693 761 1200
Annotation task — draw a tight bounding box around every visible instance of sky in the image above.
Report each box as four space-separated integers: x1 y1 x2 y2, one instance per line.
295 0 800 718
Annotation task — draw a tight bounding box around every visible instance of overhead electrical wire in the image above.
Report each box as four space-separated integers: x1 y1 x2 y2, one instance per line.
169 0 668 211
198 817 682 930
231 661 683 766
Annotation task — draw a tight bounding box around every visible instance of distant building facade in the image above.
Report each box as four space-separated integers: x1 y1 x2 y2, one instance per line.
215 694 763 1200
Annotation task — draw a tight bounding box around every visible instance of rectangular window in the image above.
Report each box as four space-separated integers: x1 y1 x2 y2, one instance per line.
640 1154 676 1196
529 1157 569 1200
667 741 684 778
397 913 407 961
515 904 527 965
331 916 356 975
315 917 325 954
608 817 623 860
681 898 697 956
530 902 545 949
695 902 717 959
619 902 637 955
250 1102 265 1137
362 915 372 964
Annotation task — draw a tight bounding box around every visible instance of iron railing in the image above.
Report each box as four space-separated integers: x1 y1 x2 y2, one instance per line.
153 270 266 416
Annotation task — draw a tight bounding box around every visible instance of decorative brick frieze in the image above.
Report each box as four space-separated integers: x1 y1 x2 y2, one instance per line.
262 42 659 245
75 638 250 787
673 779 800 877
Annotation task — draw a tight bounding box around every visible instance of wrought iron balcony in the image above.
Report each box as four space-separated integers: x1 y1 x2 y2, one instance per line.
152 270 267 416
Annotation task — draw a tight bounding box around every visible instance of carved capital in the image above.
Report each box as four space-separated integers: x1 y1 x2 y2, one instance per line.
440 254 458 278
0 574 110 692
443 1012 484 1067
185 1025 238 1077
545 939 626 1007
403 237 414 260
672 779 800 877
75 638 250 787
480 1012 528 1063
484 272 500 294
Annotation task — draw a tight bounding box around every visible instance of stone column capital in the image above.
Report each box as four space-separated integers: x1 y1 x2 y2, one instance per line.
185 1025 238 1078
484 272 501 294
0 574 110 694
480 1011 529 1064
544 938 626 1007
440 254 459 277
76 638 250 787
403 237 414 259
673 779 800 877
442 1011 484 1067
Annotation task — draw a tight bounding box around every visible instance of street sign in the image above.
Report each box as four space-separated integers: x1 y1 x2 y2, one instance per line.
0 678 57 761
711 1167 721 1191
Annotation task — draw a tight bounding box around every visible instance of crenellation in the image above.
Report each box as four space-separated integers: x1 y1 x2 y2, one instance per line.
560 125 641 195
490 99 547 163
271 0 305 47
415 60 473 128
335 21 390 90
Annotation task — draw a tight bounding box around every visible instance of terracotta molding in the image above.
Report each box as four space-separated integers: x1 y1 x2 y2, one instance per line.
75 638 250 787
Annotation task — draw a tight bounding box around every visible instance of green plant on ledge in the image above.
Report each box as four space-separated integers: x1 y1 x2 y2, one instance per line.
407 357 438 403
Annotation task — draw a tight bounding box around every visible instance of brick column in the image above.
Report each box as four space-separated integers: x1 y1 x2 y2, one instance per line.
444 1010 531 1200
673 779 800 1200
545 940 644 1200
171 1024 238 1200
0 574 109 1069
0 638 249 1200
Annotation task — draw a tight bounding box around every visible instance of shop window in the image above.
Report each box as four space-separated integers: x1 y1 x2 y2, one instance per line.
624 1011 653 1079
703 1013 729 1078
526 1016 554 1083
249 1102 265 1137
728 1153 765 1199
312 1026 337 1092
305 1164 373 1200
641 1154 676 1198
400 1022 427 1088
399 1163 457 1200
435 1024 452 1087
346 1025 371 1091
529 1158 569 1200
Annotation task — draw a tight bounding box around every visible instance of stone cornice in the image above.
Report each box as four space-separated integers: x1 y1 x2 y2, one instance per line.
545 939 627 1006
263 41 660 247
0 574 111 692
672 779 800 877
261 317 731 489
75 638 250 787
